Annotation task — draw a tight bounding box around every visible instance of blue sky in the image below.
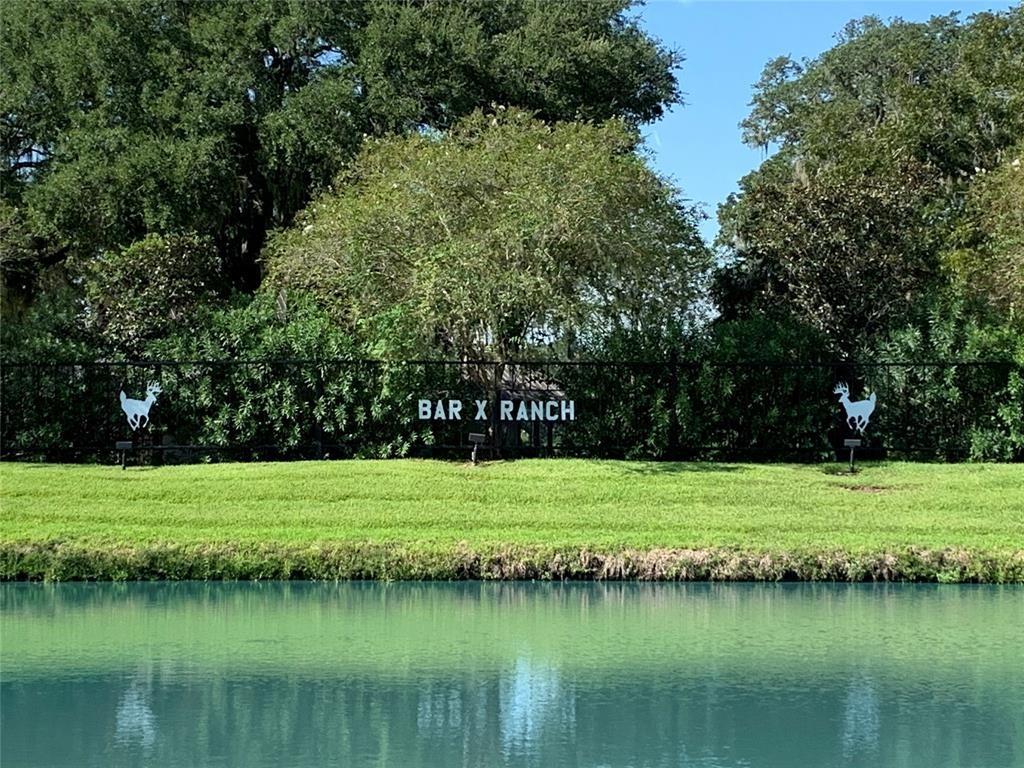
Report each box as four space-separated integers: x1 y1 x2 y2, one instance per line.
634 0 1018 243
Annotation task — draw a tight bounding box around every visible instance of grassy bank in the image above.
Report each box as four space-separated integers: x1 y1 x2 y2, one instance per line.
2 460 1022 581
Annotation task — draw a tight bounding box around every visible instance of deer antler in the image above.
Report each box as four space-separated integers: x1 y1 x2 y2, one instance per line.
147 381 162 396
833 382 848 395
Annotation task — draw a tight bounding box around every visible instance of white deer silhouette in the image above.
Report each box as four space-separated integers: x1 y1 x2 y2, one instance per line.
834 382 876 433
120 382 161 430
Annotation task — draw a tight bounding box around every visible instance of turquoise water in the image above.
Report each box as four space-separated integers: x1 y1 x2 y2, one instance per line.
2 582 1022 767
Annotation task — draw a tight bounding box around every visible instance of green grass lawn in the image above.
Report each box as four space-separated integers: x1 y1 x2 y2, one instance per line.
2 460 1022 580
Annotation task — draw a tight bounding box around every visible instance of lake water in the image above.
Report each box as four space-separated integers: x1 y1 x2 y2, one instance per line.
2 582 1021 767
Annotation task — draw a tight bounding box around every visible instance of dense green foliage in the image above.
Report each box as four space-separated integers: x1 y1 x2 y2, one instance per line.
147 294 449 457
1 4 1021 463
945 143 1024 322
3 354 1018 461
2 460 1022 581
1 294 456 459
716 9 1024 349
871 300 1024 460
716 164 942 346
267 109 710 360
1 0 678 298
82 233 222 355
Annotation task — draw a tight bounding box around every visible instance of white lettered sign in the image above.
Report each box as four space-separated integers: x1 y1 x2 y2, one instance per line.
418 398 575 422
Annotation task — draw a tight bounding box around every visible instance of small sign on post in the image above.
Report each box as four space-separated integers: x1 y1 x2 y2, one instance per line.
468 432 486 464
115 440 133 470
843 438 862 473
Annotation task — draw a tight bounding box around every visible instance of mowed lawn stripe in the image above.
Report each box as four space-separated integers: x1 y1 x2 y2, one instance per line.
2 460 1021 552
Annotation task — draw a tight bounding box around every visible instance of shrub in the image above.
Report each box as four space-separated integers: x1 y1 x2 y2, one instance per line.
83 233 222 355
869 301 1024 460
145 291 447 458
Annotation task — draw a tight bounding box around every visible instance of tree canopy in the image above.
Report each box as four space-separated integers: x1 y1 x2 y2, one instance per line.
2 4 1022 461
266 109 710 360
944 143 1024 324
2 2 1020 371
1 0 680 299
716 8 1024 348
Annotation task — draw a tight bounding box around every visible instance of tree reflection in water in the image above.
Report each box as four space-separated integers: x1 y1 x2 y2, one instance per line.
2 582 1021 768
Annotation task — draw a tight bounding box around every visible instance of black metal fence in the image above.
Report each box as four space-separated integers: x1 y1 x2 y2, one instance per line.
1 358 1021 463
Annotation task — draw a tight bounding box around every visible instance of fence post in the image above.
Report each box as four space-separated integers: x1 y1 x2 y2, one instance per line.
152 362 163 466
315 362 324 460
666 351 680 461
491 361 502 460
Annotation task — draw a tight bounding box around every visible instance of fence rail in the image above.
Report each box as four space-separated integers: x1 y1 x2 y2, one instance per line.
2 358 1021 463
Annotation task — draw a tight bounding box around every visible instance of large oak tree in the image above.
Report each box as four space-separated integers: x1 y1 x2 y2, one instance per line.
715 8 1024 349
1 0 680 301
